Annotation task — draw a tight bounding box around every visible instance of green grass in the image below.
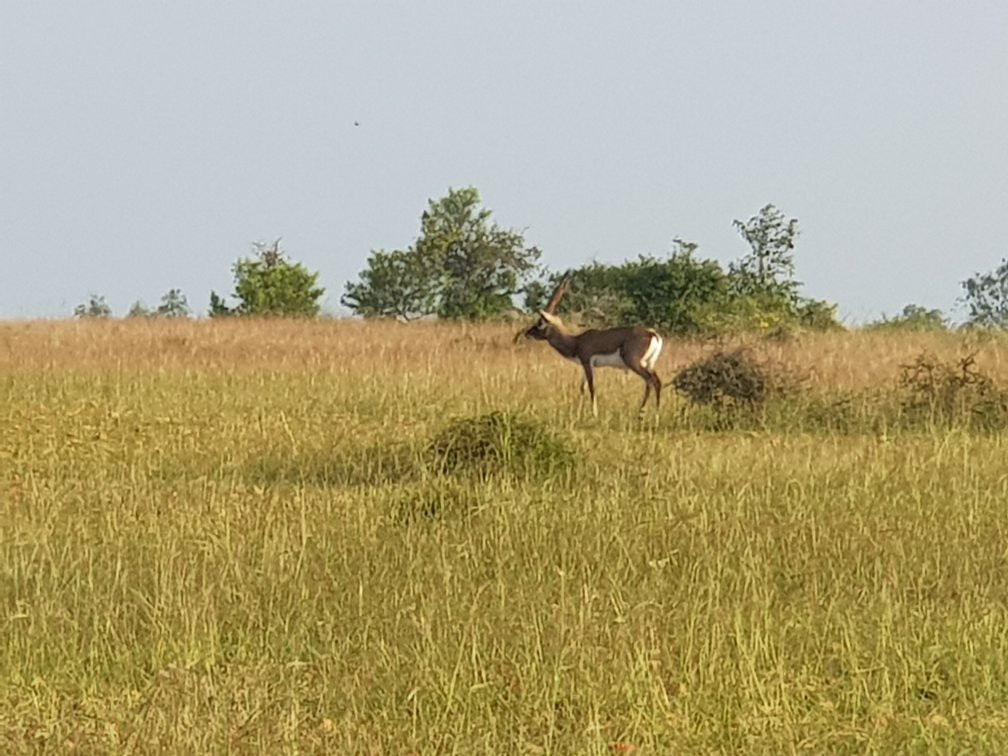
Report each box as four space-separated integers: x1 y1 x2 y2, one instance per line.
3 321 1008 752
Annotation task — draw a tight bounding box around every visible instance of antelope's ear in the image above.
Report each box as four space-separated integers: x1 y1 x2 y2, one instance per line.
539 310 560 326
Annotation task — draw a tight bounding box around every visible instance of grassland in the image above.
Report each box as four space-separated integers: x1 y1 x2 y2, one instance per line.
3 319 1008 753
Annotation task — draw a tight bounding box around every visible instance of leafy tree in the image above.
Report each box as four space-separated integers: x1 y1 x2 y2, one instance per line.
729 204 800 304
211 240 324 317
156 288 191 318
208 291 234 318
725 204 839 332
521 279 550 313
342 187 540 320
962 259 1008 328
526 218 838 335
74 295 112 319
524 202 837 335
528 241 729 335
341 248 437 320
127 301 152 318
620 241 729 334
128 290 191 319
420 187 541 319
534 262 635 325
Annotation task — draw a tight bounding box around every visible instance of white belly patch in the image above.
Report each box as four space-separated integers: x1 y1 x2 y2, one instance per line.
590 351 627 369
564 334 664 371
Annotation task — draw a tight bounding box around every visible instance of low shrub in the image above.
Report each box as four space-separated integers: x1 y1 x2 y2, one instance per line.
671 348 807 431
673 348 782 406
896 352 1008 431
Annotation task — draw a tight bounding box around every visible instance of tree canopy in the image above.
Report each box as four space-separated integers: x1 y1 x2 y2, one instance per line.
211 241 325 317
74 295 112 319
962 259 1008 328
525 208 838 335
342 187 540 320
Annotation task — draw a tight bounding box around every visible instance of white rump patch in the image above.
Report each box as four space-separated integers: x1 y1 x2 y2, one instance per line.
640 334 663 370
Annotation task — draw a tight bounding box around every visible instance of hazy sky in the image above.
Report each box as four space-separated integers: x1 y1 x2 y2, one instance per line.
3 1 1006 321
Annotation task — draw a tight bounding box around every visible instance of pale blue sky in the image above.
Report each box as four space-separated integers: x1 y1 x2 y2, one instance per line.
2 1 1006 321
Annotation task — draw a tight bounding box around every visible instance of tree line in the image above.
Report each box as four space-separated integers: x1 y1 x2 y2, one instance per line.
75 186 1008 332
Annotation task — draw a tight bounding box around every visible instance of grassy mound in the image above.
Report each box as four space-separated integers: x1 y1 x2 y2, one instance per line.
427 410 575 478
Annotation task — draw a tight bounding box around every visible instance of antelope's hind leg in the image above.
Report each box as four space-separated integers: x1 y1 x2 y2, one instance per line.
631 366 662 418
639 380 652 415
580 360 599 417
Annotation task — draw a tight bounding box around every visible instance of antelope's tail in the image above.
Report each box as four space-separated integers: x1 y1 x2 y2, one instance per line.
642 330 664 371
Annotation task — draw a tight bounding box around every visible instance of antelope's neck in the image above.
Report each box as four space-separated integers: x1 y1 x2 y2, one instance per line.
545 326 579 360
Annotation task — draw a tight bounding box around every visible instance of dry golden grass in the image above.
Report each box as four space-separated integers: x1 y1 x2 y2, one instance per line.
3 319 1008 753
5 317 1007 386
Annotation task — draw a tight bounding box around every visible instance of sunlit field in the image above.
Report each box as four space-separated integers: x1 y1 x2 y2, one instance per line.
3 319 1008 753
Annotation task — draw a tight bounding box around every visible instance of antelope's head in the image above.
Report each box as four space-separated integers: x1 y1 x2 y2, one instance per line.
522 310 563 341
514 276 570 343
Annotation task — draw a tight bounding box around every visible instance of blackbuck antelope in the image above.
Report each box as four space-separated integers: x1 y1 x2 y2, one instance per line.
519 279 664 417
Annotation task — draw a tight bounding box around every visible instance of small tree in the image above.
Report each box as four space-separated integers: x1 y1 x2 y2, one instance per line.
211 240 324 317
962 259 1008 328
420 187 540 319
208 291 234 318
342 187 540 320
724 204 839 332
74 295 112 319
156 289 191 318
127 301 152 318
729 204 800 304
